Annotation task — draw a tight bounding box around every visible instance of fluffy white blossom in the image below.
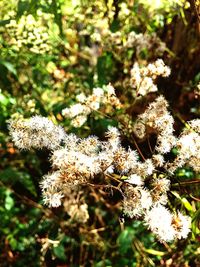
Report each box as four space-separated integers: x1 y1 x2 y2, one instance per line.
130 60 170 96
134 96 176 154
62 103 87 118
9 95 196 242
61 84 122 127
172 212 191 239
126 32 166 56
8 116 66 150
126 174 143 186
43 191 64 208
167 121 200 172
145 204 176 242
123 186 152 218
145 205 191 242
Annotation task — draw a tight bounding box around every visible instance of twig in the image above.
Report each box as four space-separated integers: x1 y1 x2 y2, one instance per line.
83 182 124 196
173 180 200 186
132 136 146 161
147 135 153 154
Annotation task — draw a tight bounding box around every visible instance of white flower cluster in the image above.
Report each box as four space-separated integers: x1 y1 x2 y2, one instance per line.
62 84 122 127
91 30 167 58
168 119 200 173
126 32 166 56
130 59 171 96
91 29 122 47
134 95 176 154
4 14 51 54
38 127 138 208
123 174 190 242
8 116 66 150
9 95 196 242
144 205 191 242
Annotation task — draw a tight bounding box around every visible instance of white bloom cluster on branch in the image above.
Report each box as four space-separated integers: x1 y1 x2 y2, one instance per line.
130 59 170 96
91 30 167 58
62 84 122 127
134 95 176 153
126 32 166 56
8 116 66 150
9 95 197 242
144 204 191 242
167 119 200 173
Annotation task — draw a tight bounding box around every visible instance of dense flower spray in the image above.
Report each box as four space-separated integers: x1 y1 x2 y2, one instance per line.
130 59 171 96
62 84 122 127
8 93 197 242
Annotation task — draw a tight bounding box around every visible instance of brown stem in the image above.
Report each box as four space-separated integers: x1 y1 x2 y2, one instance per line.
189 194 200 202
147 135 153 154
173 180 200 186
83 182 124 196
132 136 146 161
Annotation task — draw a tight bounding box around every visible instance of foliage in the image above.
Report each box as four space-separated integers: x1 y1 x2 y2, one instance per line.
0 0 200 266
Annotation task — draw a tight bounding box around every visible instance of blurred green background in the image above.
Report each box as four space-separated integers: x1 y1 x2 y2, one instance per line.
0 0 200 266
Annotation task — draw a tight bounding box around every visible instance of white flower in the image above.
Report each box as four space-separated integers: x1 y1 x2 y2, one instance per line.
76 93 86 103
140 189 153 209
130 62 141 87
145 204 176 242
156 134 176 154
72 115 87 127
40 171 61 191
138 77 158 96
87 100 100 110
130 60 170 96
178 133 198 158
152 154 165 167
43 192 64 207
104 84 115 96
172 212 191 239
9 116 66 150
93 87 104 97
126 174 143 186
188 119 200 133
61 107 70 117
106 126 120 139
143 159 155 176
69 103 86 117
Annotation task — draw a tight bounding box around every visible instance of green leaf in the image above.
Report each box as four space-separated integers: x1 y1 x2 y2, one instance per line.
95 259 112 267
171 191 194 212
0 168 37 197
117 227 135 254
17 0 30 18
0 19 10 26
51 0 63 36
8 236 18 250
145 248 165 256
110 19 120 32
0 61 17 76
97 53 114 86
5 191 14 210
0 92 9 106
52 243 67 261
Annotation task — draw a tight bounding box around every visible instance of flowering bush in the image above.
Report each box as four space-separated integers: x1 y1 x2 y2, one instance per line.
9 81 199 243
1 0 200 266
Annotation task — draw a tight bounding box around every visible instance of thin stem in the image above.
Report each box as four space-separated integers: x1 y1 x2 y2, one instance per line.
83 182 124 196
132 136 146 161
172 180 200 186
189 194 200 202
147 135 153 154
